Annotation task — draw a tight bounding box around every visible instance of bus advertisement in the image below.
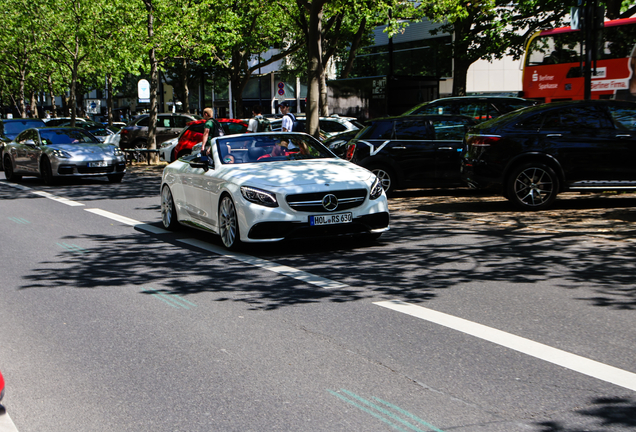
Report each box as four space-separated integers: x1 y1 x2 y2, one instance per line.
522 17 636 102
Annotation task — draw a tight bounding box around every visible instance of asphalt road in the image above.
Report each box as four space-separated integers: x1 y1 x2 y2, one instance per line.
1 167 635 432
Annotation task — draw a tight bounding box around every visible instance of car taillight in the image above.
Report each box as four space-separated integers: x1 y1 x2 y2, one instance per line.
121 129 129 135
466 134 501 147
345 143 356 161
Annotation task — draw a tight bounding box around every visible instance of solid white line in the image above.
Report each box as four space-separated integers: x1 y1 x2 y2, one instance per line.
178 238 349 290
84 208 170 234
0 410 20 432
374 300 636 392
1 182 84 206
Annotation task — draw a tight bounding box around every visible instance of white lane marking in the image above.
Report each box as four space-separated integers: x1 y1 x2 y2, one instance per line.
84 208 170 235
178 238 349 290
375 300 636 392
0 410 20 432
2 183 84 206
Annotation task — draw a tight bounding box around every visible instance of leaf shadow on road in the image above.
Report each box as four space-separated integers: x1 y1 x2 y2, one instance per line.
536 395 636 431
16 210 636 313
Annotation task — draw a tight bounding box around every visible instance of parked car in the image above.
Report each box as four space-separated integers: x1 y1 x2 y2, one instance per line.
42 117 88 126
160 132 389 249
0 118 47 170
58 120 115 142
338 115 477 194
3 127 126 184
170 118 248 161
159 136 179 163
462 99 636 210
404 96 537 123
324 129 360 154
294 114 363 138
119 113 202 149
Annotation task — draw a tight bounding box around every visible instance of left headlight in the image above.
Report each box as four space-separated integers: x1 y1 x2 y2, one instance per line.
369 177 384 200
240 186 278 207
50 149 72 158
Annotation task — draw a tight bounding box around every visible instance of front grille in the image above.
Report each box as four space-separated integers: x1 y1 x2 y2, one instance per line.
77 165 115 174
57 165 74 175
286 189 367 212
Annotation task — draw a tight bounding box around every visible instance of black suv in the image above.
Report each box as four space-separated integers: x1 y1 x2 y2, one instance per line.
404 96 536 123
462 100 636 210
339 115 476 194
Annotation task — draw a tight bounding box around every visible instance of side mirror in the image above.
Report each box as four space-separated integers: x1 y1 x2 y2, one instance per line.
189 160 211 171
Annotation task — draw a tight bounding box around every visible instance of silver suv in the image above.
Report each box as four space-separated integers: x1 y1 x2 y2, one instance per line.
119 113 202 149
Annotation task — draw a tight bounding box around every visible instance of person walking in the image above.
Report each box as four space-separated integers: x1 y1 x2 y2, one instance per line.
246 105 271 133
200 108 223 159
280 101 295 132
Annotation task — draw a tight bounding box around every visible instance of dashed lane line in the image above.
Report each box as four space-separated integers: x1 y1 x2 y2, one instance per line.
374 300 636 393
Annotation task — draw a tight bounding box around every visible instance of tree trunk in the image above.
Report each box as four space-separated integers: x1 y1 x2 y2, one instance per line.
319 69 328 116
69 63 78 126
182 58 190 114
145 0 159 163
452 59 470 96
18 70 26 118
30 91 37 118
107 74 113 126
306 0 326 138
47 74 57 118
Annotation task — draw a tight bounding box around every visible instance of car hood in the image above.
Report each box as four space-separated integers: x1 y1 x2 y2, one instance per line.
220 158 373 187
49 143 114 155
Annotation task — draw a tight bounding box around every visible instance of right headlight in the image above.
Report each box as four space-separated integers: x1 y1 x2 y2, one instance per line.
369 177 383 200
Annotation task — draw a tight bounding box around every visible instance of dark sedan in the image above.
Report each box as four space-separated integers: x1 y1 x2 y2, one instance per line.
462 99 636 210
338 115 477 194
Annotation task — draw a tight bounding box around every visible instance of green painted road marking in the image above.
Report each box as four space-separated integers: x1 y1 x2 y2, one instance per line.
8 217 30 224
143 289 197 310
328 389 444 432
56 242 87 254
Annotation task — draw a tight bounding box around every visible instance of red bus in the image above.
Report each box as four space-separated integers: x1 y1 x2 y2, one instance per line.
522 17 636 102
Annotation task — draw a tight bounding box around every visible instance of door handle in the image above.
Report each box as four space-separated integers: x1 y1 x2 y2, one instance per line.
616 134 632 138
437 147 455 150
546 134 562 137
391 146 407 150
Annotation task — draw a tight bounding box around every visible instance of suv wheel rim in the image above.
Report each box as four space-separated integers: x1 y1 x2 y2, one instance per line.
372 168 392 191
514 167 554 207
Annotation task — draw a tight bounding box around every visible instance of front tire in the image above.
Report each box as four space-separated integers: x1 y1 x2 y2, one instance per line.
41 157 55 185
3 155 21 182
219 195 241 250
507 162 558 210
161 185 180 230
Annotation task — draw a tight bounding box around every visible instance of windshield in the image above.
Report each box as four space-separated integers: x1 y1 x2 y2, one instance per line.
3 120 45 137
215 133 335 164
39 128 101 145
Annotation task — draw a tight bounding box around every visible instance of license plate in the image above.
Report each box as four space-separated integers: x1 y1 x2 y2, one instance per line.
88 161 108 167
310 212 353 226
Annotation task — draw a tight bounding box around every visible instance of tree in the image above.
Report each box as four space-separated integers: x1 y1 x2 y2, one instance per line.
423 0 570 96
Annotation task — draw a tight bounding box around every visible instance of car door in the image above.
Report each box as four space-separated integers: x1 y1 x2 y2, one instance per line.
155 115 178 145
389 119 437 184
538 105 624 181
15 129 41 173
432 118 472 180
605 102 636 181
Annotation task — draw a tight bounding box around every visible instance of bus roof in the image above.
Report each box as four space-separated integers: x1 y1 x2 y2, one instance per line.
539 16 636 36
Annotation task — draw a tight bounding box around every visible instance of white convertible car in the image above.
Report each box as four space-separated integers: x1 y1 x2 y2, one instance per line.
160 132 390 249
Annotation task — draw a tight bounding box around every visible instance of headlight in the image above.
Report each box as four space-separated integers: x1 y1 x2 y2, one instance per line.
240 186 278 207
114 147 124 156
160 140 174 148
50 149 71 158
369 177 384 200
